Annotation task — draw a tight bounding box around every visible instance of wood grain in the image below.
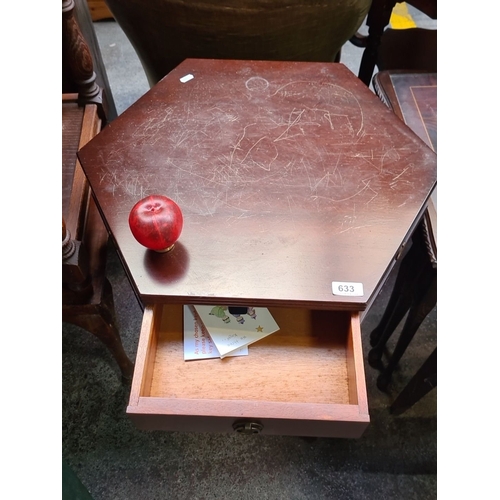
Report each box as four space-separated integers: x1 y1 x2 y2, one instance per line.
62 98 84 226
62 98 101 244
78 60 437 311
87 0 113 21
373 71 437 152
127 303 369 436
150 304 350 404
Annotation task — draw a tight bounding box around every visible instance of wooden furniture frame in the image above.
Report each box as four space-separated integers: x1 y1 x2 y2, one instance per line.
368 69 437 412
372 70 436 151
62 0 133 381
77 59 436 436
368 207 436 390
130 304 368 437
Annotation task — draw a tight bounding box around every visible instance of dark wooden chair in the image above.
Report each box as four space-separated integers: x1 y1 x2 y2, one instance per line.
103 0 372 86
62 0 134 381
351 0 437 86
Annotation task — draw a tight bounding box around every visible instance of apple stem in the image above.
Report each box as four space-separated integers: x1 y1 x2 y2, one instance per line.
155 244 175 253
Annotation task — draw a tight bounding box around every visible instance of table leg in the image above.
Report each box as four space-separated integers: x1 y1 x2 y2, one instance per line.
376 264 436 391
390 347 437 415
368 221 429 365
63 279 135 382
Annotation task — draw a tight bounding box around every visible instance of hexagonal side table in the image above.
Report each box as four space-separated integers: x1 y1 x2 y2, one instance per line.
78 59 436 437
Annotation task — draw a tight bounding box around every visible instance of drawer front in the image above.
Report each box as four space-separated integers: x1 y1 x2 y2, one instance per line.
127 304 369 438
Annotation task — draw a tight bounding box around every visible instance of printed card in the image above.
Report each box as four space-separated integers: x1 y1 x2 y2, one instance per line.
192 305 280 358
183 306 248 361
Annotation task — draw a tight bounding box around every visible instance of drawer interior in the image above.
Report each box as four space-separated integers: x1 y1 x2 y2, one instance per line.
139 304 360 406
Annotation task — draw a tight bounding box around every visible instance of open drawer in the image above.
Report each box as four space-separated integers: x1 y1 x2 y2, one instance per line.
127 304 369 438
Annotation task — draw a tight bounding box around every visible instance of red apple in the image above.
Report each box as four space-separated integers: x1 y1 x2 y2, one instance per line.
128 195 183 252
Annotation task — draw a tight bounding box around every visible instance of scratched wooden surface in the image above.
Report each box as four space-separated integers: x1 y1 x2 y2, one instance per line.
78 59 437 310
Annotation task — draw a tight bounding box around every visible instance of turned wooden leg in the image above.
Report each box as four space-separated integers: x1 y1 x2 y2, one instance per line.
390 348 437 415
377 266 436 391
63 279 134 382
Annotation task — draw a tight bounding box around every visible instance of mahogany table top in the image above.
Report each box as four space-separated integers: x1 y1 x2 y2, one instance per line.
78 59 436 311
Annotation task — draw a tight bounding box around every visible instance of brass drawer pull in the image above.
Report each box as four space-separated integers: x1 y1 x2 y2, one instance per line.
233 421 263 434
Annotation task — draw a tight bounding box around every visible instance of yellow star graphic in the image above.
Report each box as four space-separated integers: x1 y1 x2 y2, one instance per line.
256 325 264 332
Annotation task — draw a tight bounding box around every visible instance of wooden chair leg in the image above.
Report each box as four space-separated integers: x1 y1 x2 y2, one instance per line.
356 0 396 86
368 229 429 366
377 266 436 391
390 347 437 415
63 279 134 382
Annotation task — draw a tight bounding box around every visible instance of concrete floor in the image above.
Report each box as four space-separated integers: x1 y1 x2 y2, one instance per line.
63 7 437 499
